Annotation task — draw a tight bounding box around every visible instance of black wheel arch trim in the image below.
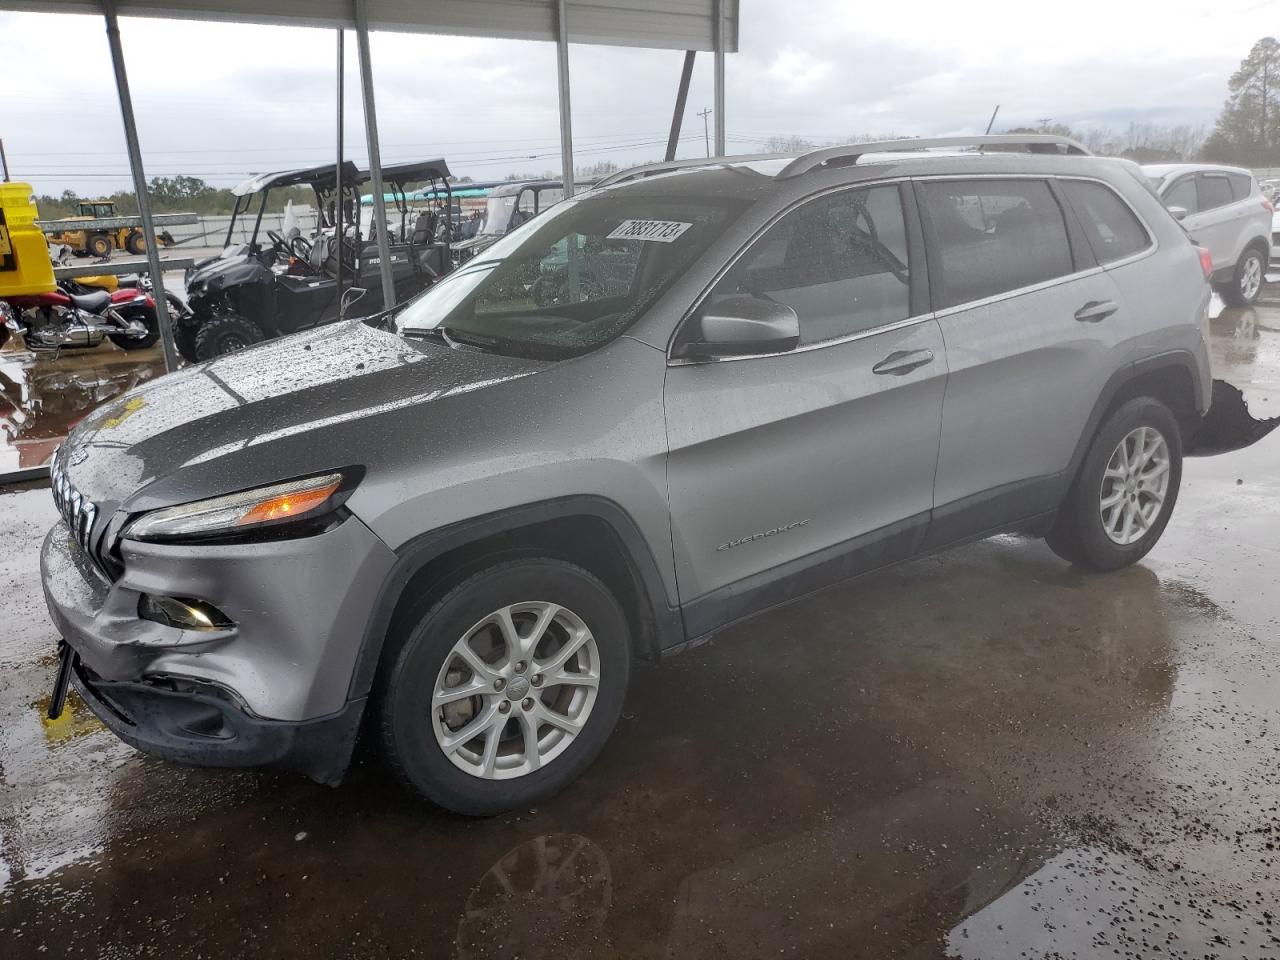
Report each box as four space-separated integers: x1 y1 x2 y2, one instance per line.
346 495 683 701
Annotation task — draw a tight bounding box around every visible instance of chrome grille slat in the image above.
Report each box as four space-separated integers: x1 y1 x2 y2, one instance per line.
50 450 100 562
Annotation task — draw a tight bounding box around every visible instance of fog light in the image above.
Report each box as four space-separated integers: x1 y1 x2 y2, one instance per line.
139 594 233 630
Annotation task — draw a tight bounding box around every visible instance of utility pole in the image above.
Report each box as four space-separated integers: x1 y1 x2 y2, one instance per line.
697 107 712 158
984 105 1000 135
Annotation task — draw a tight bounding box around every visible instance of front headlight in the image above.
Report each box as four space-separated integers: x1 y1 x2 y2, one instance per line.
124 473 346 542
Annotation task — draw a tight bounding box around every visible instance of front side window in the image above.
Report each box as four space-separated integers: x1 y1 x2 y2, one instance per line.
1162 177 1198 214
706 185 911 346
920 179 1073 309
397 192 747 358
1061 180 1151 264
1198 175 1233 210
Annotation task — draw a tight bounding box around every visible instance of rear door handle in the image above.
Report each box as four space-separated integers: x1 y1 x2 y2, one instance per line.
872 349 935 375
1074 300 1118 323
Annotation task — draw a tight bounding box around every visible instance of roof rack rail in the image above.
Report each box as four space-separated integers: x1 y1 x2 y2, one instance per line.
775 135 1091 180
594 152 796 189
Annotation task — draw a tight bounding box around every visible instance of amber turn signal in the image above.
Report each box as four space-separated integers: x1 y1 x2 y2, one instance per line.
235 478 342 527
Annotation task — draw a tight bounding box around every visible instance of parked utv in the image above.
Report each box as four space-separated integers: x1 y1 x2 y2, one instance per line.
451 180 565 266
179 159 454 361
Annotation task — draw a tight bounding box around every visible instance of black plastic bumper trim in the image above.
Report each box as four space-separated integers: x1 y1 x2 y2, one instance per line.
72 663 364 786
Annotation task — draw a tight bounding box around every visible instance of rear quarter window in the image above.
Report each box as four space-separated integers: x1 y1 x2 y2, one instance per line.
1227 172 1254 200
1060 180 1151 265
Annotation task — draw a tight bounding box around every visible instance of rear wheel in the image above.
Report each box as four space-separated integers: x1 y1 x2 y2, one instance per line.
106 305 160 351
125 231 148 256
1217 246 1266 307
192 313 265 361
377 559 631 815
1046 398 1182 571
86 234 113 259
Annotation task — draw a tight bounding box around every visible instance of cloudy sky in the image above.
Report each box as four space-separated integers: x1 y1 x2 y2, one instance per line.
0 0 1272 195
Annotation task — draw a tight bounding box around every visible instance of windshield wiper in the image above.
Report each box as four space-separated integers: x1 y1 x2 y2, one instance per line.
401 325 499 352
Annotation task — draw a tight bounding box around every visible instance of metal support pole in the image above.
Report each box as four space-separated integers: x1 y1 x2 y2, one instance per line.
555 0 575 198
101 0 178 372
713 0 726 156
0 138 10 181
334 29 345 319
354 0 396 312
665 51 696 162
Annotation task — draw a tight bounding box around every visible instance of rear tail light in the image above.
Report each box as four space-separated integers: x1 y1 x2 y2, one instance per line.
1196 246 1213 280
1264 199 1275 214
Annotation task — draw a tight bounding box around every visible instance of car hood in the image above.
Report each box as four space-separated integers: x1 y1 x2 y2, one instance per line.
60 320 546 513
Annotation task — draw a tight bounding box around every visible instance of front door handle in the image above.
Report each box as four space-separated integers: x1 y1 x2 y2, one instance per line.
872 349 935 376
1074 300 1118 323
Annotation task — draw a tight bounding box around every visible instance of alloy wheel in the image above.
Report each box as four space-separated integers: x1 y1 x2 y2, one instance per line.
1240 253 1262 302
1099 426 1170 545
431 601 601 780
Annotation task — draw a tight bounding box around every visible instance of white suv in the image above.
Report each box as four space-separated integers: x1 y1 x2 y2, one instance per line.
1144 163 1273 305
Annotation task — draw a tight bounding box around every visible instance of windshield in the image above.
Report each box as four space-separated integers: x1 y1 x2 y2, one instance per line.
479 195 518 235
396 191 747 359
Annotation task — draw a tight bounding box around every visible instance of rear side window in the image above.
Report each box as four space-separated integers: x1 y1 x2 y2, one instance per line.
1061 180 1151 264
919 179 1073 309
1198 175 1233 211
1163 177 1198 213
709 184 911 346
1227 172 1254 200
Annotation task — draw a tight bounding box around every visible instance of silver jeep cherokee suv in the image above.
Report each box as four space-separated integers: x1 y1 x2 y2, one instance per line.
41 135 1212 815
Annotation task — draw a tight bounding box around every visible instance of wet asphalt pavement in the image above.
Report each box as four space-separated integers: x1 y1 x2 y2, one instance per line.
2 292 1280 959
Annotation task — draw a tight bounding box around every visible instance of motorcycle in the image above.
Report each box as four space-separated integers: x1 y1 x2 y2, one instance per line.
0 281 160 352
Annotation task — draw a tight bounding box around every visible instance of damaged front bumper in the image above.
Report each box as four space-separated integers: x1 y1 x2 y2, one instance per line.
39 515 397 784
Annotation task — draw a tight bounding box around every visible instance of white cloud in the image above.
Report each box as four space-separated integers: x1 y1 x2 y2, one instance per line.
0 1 1268 195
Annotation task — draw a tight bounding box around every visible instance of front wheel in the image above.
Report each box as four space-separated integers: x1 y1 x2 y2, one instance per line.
192 313 265 360
1217 247 1266 307
377 559 631 815
1046 398 1182 571
86 234 113 259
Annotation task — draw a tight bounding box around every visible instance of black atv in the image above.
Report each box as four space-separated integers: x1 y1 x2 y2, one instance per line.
179 159 454 362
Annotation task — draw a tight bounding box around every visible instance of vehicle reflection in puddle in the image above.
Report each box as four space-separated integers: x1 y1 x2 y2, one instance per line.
456 834 612 960
0 340 167 472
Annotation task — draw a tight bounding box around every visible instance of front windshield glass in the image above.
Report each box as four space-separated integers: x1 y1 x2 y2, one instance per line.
480 195 518 235
396 191 747 359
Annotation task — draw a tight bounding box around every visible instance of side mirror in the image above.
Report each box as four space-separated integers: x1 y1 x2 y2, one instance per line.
673 295 800 361
1167 205 1188 221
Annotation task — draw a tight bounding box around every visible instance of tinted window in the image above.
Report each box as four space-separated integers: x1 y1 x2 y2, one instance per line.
1163 177 1198 213
1061 180 1151 264
1198 175 1233 210
1227 172 1254 200
708 185 910 345
920 179 1073 309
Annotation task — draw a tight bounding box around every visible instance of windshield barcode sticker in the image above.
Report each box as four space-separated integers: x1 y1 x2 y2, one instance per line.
607 219 693 243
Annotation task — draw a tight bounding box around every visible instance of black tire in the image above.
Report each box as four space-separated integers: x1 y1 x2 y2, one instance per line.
125 231 147 256
106 305 160 351
1216 245 1266 307
192 313 265 360
377 559 631 816
174 319 200 364
86 233 113 259
1046 398 1183 572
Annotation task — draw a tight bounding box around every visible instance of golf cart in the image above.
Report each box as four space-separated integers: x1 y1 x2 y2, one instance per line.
179 159 454 361
451 180 566 266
